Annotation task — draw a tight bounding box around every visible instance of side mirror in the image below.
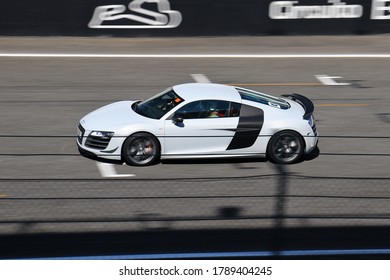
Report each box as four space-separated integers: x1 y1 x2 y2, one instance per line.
172 114 184 124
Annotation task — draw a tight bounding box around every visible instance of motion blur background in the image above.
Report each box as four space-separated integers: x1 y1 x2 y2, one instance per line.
0 0 390 259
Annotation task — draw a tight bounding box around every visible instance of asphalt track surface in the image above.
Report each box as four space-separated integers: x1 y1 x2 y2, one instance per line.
0 36 390 258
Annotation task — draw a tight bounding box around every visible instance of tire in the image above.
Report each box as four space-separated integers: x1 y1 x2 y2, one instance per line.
267 130 304 164
122 133 160 166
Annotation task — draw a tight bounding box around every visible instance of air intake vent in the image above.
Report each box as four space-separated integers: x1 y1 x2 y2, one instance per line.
312 124 317 136
77 124 85 144
85 134 112 150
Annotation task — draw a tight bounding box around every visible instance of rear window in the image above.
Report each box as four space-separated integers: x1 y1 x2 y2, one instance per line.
236 87 290 110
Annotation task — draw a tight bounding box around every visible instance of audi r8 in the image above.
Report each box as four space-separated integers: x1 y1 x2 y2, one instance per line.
77 83 318 165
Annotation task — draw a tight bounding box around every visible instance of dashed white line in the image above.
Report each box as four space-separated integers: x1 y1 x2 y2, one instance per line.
191 74 211 83
315 75 351 86
96 162 135 178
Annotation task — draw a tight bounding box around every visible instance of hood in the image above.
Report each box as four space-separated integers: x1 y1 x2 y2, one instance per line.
80 101 146 130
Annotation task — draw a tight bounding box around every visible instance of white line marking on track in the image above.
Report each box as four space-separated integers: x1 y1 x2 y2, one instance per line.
191 74 211 83
96 162 135 178
1 53 390 58
315 75 351 86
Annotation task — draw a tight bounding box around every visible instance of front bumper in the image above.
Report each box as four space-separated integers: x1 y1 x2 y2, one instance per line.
77 123 124 161
78 144 124 164
78 145 99 161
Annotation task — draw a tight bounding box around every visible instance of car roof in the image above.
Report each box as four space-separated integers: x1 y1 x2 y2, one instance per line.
172 83 242 103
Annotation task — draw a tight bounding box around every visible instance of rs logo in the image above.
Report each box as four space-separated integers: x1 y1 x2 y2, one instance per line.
88 0 182 29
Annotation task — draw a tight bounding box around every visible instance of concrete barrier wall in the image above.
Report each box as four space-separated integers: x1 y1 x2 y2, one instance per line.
1 0 389 36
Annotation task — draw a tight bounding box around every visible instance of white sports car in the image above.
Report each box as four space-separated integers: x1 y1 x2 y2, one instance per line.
77 83 318 166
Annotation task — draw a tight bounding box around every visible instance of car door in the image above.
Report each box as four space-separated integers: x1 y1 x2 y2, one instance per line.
163 100 240 157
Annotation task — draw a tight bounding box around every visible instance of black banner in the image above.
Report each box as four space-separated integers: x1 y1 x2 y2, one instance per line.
0 0 389 36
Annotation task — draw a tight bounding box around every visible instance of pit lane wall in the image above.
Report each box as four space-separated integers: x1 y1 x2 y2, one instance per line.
1 0 390 36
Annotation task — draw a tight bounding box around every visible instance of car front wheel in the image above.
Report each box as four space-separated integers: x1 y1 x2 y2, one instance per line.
267 130 304 164
122 133 160 166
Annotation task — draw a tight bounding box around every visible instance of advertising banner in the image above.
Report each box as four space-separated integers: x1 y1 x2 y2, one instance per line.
0 0 389 36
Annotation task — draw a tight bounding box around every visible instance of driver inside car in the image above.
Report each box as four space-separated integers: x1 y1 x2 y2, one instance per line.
207 102 224 118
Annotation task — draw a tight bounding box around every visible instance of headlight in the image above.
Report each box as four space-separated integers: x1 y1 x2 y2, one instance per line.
90 131 114 138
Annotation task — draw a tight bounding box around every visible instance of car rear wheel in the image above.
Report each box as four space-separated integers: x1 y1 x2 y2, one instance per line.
267 130 304 164
122 133 160 166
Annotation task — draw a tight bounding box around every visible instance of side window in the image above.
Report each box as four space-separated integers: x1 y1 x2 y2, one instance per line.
174 101 203 119
229 102 241 117
199 100 227 118
175 100 239 119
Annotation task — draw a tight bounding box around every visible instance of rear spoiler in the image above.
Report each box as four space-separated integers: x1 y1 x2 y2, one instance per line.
281 93 314 120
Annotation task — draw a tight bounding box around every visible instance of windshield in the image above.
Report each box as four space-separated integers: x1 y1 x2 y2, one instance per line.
236 87 290 110
133 88 184 119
